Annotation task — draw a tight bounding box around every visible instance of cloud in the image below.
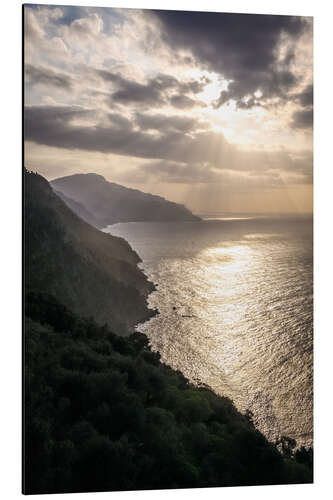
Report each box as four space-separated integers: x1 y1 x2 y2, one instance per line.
25 64 74 90
98 70 167 106
134 112 208 133
117 159 310 190
24 7 70 61
24 105 312 188
23 5 313 202
152 10 310 107
290 109 313 129
55 11 106 47
294 84 313 107
170 94 203 109
129 161 231 184
212 67 298 109
24 104 227 163
24 7 45 42
230 96 262 110
289 84 313 129
106 112 133 129
68 12 103 37
97 69 208 108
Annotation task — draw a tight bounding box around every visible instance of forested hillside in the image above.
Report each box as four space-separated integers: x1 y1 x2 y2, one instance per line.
24 293 312 494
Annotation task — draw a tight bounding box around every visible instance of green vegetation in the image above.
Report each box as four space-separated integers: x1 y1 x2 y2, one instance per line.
24 292 312 494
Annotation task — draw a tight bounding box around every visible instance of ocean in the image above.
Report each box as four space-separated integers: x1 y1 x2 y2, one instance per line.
104 214 313 447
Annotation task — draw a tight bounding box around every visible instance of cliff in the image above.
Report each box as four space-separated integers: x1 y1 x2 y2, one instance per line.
24 169 154 334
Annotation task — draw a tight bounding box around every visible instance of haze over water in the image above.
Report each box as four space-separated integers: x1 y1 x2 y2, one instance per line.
105 215 313 447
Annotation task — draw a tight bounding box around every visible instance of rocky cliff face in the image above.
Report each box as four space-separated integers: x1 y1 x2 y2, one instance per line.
24 169 154 334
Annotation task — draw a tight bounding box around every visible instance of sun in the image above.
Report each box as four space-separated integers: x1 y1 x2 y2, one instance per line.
199 73 230 106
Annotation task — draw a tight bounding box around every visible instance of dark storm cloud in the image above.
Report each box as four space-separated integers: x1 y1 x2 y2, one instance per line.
104 72 166 106
294 84 313 107
152 10 309 107
170 94 202 109
24 105 228 164
235 97 262 110
25 64 74 90
178 77 211 94
107 113 133 129
97 70 208 108
25 105 91 124
290 109 313 129
289 84 313 129
213 67 298 109
24 105 312 186
25 105 312 186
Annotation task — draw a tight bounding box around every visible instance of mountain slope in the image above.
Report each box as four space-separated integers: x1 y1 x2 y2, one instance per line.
51 173 200 227
53 188 101 229
24 169 154 334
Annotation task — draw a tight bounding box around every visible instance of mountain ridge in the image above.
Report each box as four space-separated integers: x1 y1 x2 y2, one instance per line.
24 168 154 334
51 173 201 228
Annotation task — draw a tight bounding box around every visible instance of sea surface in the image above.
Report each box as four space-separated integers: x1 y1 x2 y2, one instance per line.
104 214 313 447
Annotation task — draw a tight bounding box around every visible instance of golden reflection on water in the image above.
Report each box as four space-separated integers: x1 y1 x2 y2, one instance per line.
203 243 254 275
106 220 313 448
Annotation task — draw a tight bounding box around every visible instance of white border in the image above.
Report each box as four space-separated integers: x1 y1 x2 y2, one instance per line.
1 1 332 499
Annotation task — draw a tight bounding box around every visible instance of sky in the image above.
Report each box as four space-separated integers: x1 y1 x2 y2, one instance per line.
24 4 313 214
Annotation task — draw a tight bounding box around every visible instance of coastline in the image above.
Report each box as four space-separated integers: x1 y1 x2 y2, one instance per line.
109 218 313 449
